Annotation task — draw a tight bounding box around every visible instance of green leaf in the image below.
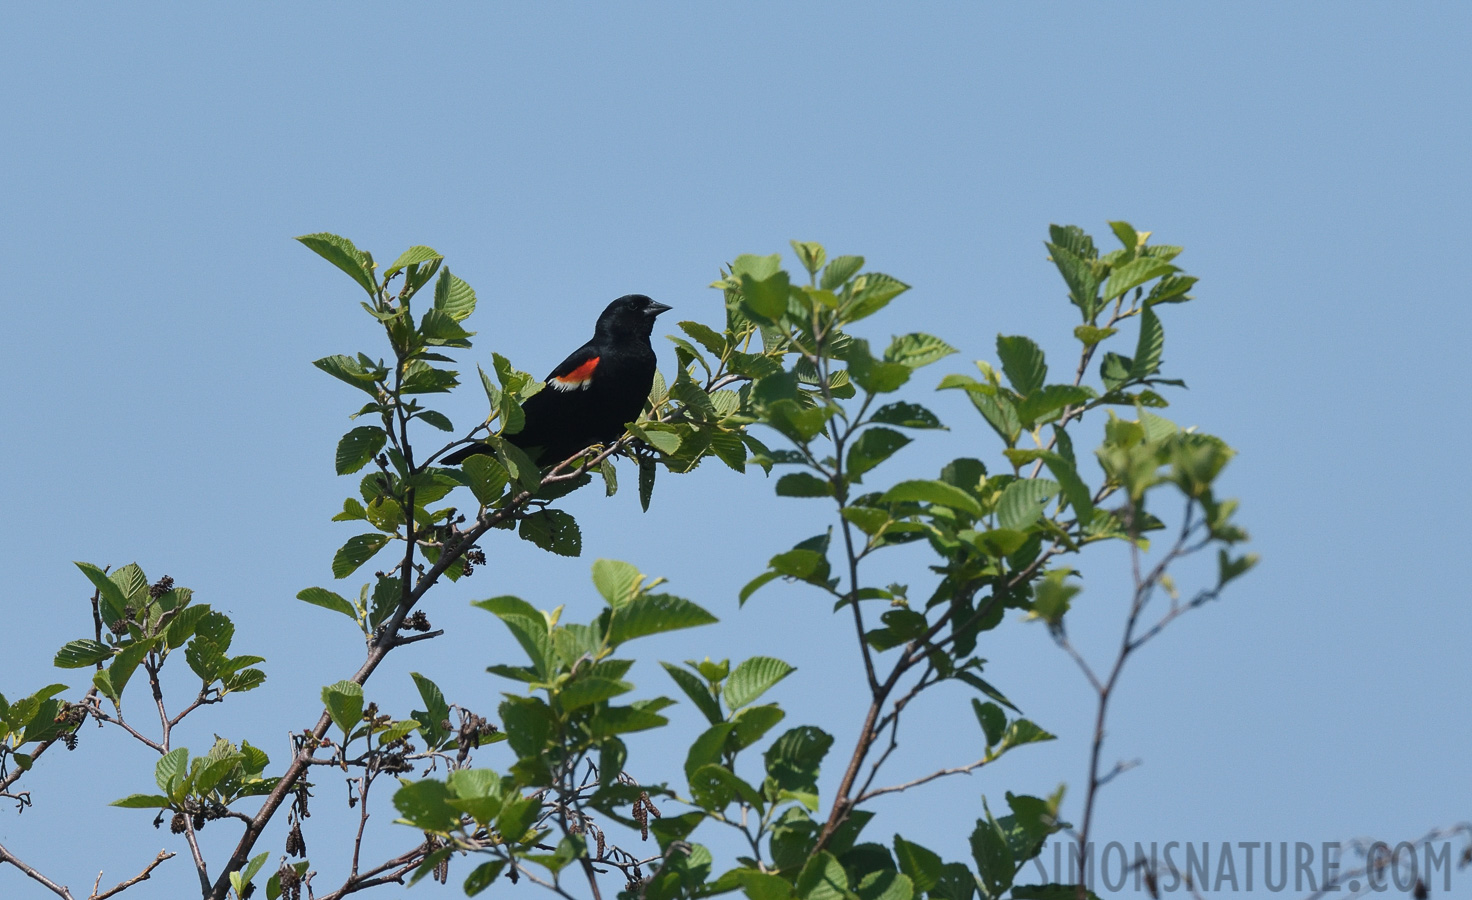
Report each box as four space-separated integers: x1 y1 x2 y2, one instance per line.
155 747 189 797
496 793 541 843
1028 570 1080 627
970 811 1015 898
893 836 943 893
995 335 1046 395
628 422 683 455
609 594 718 646
639 458 657 512
433 268 477 321
110 793 173 809
739 570 780 605
75 561 127 627
332 534 389 579
165 604 210 649
931 863 978 900
730 703 786 750
416 409 455 431
464 861 507 896
313 354 379 395
880 480 982 518
560 676 633 711
297 232 377 296
410 672 452 748
791 240 827 276
869 402 943 430
322 680 364 734
599 457 619 495
995 479 1060 531
1014 385 1094 426
1103 256 1175 302
661 662 724 725
1219 549 1259 586
518 509 581 557
1131 306 1164 378
999 720 1056 753
724 656 795 710
54 639 113 669
739 263 792 323
797 851 849 900
848 272 910 321
972 700 1006 747
841 338 912 394
776 472 833 498
384 245 442 278
394 778 459 833
592 559 643 608
846 428 911 480
297 587 357 620
857 870 913 900
1035 453 1094 523
1047 242 1100 321
107 640 151 697
476 597 554 677
885 333 957 369
588 704 669 738
1073 325 1117 346
462 455 510 505
821 255 865 291
765 726 833 792
692 763 765 811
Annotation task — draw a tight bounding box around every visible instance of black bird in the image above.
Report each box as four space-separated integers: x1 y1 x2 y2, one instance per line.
443 294 672 467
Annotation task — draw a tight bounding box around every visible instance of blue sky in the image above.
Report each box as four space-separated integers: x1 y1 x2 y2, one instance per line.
2 4 1469 898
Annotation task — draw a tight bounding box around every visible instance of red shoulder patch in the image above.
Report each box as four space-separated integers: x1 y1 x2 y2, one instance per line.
551 355 600 391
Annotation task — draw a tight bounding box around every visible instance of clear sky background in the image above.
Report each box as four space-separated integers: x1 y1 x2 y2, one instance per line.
2 4 1469 898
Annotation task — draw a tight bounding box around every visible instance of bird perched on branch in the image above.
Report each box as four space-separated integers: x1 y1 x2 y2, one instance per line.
443 293 672 467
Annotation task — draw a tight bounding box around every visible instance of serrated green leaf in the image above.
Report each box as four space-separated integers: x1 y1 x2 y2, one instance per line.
881 480 982 518
765 726 833 792
1131 306 1164 378
797 851 848 900
335 427 386 475
518 509 581 557
322 680 364 734
724 656 795 710
869 402 943 429
996 335 1047 395
297 232 376 296
847 427 910 480
591 559 642 608
776 472 833 498
661 662 724 725
332 533 390 579
1103 256 1176 302
54 639 113 669
110 793 173 809
995 479 1060 531
608 594 717 646
885 333 956 369
384 245 442 278
296 587 357 620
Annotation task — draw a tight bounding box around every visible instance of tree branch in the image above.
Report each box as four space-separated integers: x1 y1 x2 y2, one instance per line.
0 841 73 898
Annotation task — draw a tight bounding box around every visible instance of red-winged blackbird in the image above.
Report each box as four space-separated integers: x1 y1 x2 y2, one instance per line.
443 294 672 467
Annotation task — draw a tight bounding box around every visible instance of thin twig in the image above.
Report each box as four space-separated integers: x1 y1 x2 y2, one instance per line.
0 841 74 898
90 850 175 900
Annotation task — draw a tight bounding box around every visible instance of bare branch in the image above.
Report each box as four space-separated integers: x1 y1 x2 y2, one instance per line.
90 850 175 900
0 841 74 898
856 757 993 803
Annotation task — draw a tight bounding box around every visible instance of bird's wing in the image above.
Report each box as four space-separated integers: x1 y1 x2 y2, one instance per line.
544 341 602 393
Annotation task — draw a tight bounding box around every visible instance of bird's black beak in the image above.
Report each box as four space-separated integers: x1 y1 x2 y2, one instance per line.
646 301 673 317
